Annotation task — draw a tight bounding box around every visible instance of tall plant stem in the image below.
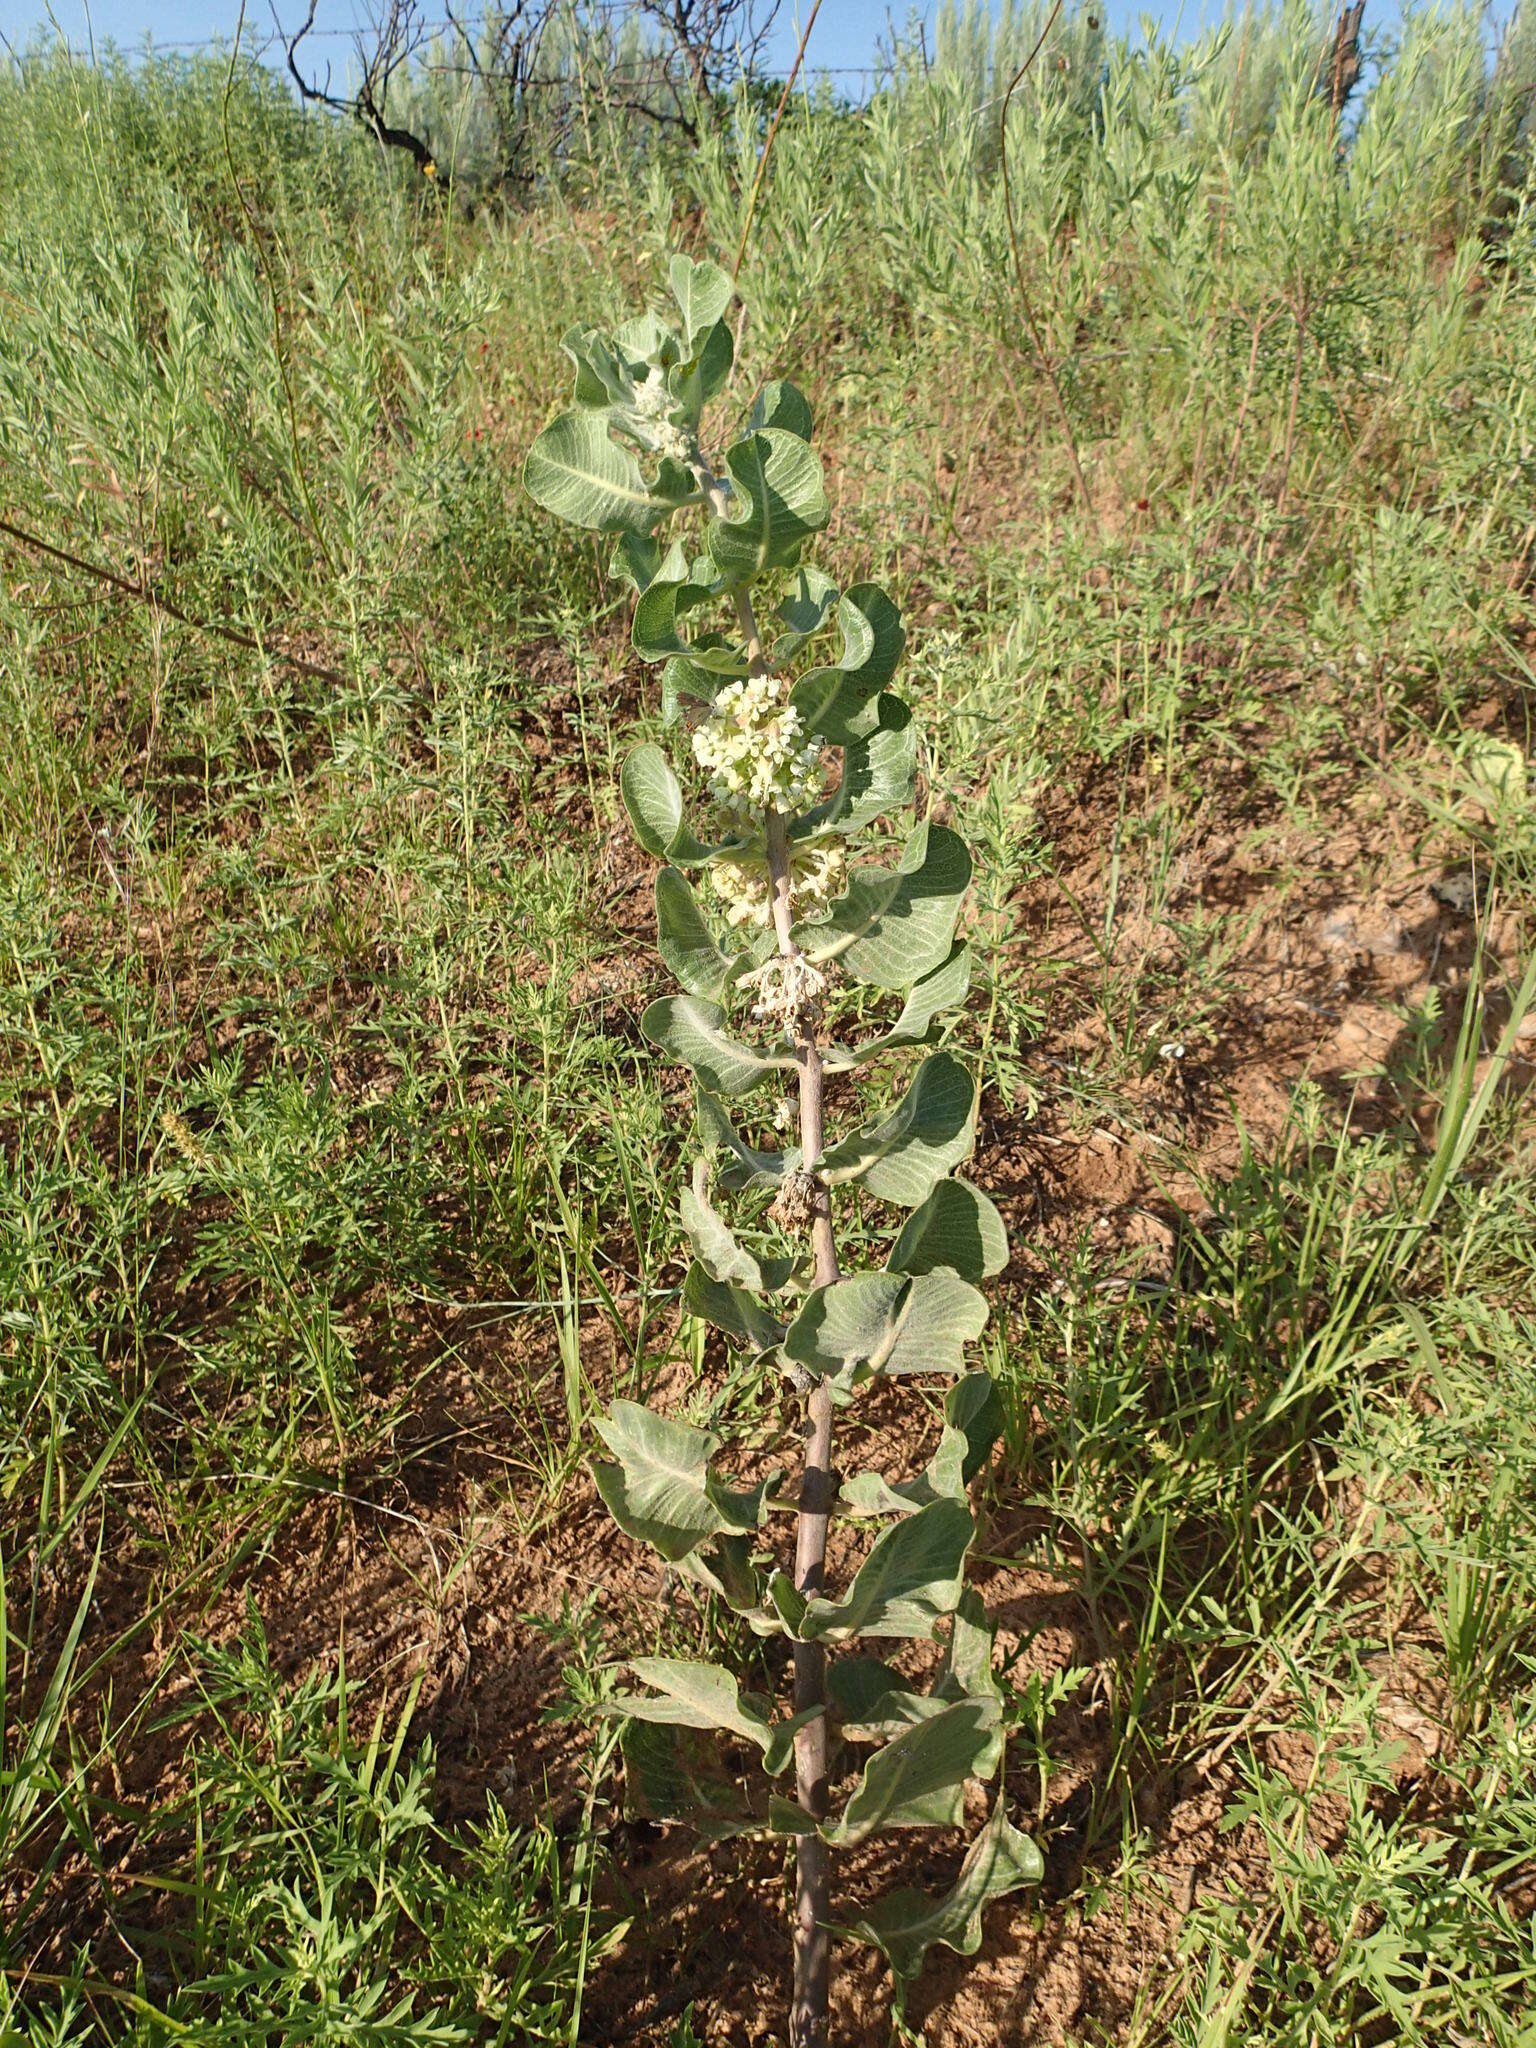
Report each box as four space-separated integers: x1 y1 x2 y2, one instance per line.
714 493 837 2046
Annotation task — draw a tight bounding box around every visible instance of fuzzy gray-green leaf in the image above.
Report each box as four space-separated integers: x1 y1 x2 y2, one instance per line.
621 744 744 864
707 428 829 580
746 379 814 441
781 1270 987 1384
614 1657 803 1776
643 995 793 1096
818 1051 976 1207
823 944 970 1073
655 869 738 1000
697 1088 793 1192
840 1795 1043 1976
668 254 733 352
680 1159 793 1291
798 822 971 990
820 1696 1002 1844
620 1721 757 1840
887 1174 1008 1280
592 1401 772 1562
524 410 697 533
793 1495 975 1643
683 1262 785 1355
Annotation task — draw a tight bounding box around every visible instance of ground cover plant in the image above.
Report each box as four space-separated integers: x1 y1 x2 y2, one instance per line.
2 2 1536 2042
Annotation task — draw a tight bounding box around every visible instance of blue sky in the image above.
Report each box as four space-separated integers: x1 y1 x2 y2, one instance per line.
0 0 1335 71
0 0 1517 74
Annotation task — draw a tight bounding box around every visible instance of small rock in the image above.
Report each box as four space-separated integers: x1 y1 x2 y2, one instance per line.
1321 907 1407 956
1431 871 1477 917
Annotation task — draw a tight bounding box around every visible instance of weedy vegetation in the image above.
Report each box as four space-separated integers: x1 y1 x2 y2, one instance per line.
2 1 1536 2043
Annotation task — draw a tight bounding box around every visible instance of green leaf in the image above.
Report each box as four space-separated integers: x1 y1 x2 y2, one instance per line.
683 1262 785 1355
887 1174 1008 1280
798 823 971 990
818 1051 976 1208
747 379 814 441
614 1657 803 1776
672 319 734 422
828 1658 929 1740
524 410 697 533
609 531 689 596
593 1402 773 1562
655 869 736 1001
707 428 829 580
937 1589 1002 1706
841 1795 1043 1979
781 1270 987 1384
794 584 906 717
675 1533 778 1633
560 323 631 408
840 1377 1001 1517
620 1720 757 1840
620 744 744 864
790 1495 976 1643
613 310 677 364
944 1371 1004 1485
631 566 722 665
643 995 794 1096
773 566 840 658
799 694 918 839
668 255 733 352
839 1427 966 1517
697 1089 792 1192
821 1696 1002 1844
679 1159 793 1292
823 943 971 1073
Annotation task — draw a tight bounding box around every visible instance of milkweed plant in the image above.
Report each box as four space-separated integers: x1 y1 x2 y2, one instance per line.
525 252 1042 2046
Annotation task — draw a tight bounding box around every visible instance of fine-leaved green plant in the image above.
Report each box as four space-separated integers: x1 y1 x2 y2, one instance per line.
524 253 1041 2044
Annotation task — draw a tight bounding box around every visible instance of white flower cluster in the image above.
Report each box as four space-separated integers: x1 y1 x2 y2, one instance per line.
692 676 824 819
709 841 846 930
745 954 826 1044
630 367 692 465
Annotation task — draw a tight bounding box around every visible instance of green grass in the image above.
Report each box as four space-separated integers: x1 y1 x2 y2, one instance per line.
2 5 1535 2041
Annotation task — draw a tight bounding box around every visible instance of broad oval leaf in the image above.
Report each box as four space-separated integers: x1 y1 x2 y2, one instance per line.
818 1051 976 1208
620 1720 757 1840
823 943 970 1073
613 1656 806 1777
798 822 971 990
655 868 737 1000
593 1401 773 1562
707 428 829 580
887 1175 1008 1280
841 1376 1002 1517
643 994 794 1096
697 1088 793 1192
680 1159 794 1292
839 1794 1043 1979
820 1695 1002 1844
747 379 814 441
793 1494 976 1643
524 409 697 533
683 1261 786 1355
668 254 733 353
621 744 746 864
782 1269 987 1385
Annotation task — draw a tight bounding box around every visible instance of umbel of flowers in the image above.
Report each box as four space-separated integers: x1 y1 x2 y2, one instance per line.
525 254 1041 2047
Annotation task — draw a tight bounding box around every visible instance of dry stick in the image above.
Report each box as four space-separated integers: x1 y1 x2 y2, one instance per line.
709 476 836 2048
731 0 826 284
998 0 1099 535
0 516 348 687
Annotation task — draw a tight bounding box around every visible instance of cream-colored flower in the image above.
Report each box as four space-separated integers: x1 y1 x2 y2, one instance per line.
708 840 845 929
691 676 824 819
